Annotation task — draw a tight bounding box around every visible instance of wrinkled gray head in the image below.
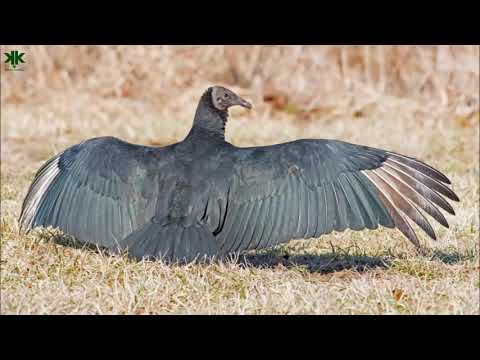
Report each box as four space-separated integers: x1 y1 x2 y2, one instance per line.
211 86 252 111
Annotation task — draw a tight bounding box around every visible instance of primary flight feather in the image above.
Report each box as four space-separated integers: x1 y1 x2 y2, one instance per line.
19 86 459 262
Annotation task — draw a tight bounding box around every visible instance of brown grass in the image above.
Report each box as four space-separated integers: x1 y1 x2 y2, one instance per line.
1 45 479 314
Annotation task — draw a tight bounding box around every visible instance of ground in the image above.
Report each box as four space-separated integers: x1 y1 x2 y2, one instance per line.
1 86 478 314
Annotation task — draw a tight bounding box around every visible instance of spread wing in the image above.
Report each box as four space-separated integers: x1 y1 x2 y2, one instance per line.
19 136 176 251
19 136 460 261
211 139 459 254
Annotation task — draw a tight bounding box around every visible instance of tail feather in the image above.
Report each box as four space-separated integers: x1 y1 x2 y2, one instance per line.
120 221 218 263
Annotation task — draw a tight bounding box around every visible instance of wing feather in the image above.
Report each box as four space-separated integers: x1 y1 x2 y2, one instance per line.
19 137 174 252
213 139 458 254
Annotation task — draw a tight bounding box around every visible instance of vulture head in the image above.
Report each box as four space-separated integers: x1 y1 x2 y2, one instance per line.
192 86 252 136
211 86 252 111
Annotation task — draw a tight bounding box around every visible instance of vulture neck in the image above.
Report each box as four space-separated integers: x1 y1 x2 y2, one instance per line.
188 89 228 142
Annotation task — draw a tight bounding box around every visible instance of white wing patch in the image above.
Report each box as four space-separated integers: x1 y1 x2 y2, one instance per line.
19 156 61 231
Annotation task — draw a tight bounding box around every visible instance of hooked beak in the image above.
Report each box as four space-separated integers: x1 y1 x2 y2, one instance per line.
236 96 252 110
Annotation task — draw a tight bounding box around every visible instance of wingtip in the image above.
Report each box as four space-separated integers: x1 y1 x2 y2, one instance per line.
386 152 453 185
451 192 460 202
440 174 452 185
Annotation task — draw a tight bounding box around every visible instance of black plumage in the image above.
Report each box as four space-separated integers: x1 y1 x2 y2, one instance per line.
19 86 460 262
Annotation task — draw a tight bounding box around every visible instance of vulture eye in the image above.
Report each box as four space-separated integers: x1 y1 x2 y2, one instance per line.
224 93 229 98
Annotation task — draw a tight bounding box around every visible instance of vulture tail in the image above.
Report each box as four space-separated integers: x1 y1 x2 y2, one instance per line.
121 221 218 263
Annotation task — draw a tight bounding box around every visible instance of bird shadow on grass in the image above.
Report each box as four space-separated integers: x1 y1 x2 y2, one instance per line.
429 248 478 265
36 229 111 255
238 244 478 274
239 250 391 274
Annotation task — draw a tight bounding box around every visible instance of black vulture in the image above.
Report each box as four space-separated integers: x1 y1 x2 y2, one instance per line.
19 86 460 262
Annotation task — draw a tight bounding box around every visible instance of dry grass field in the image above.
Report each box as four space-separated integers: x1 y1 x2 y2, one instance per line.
1 45 479 314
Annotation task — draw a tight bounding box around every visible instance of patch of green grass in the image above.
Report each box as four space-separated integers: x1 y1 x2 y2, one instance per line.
390 260 443 280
